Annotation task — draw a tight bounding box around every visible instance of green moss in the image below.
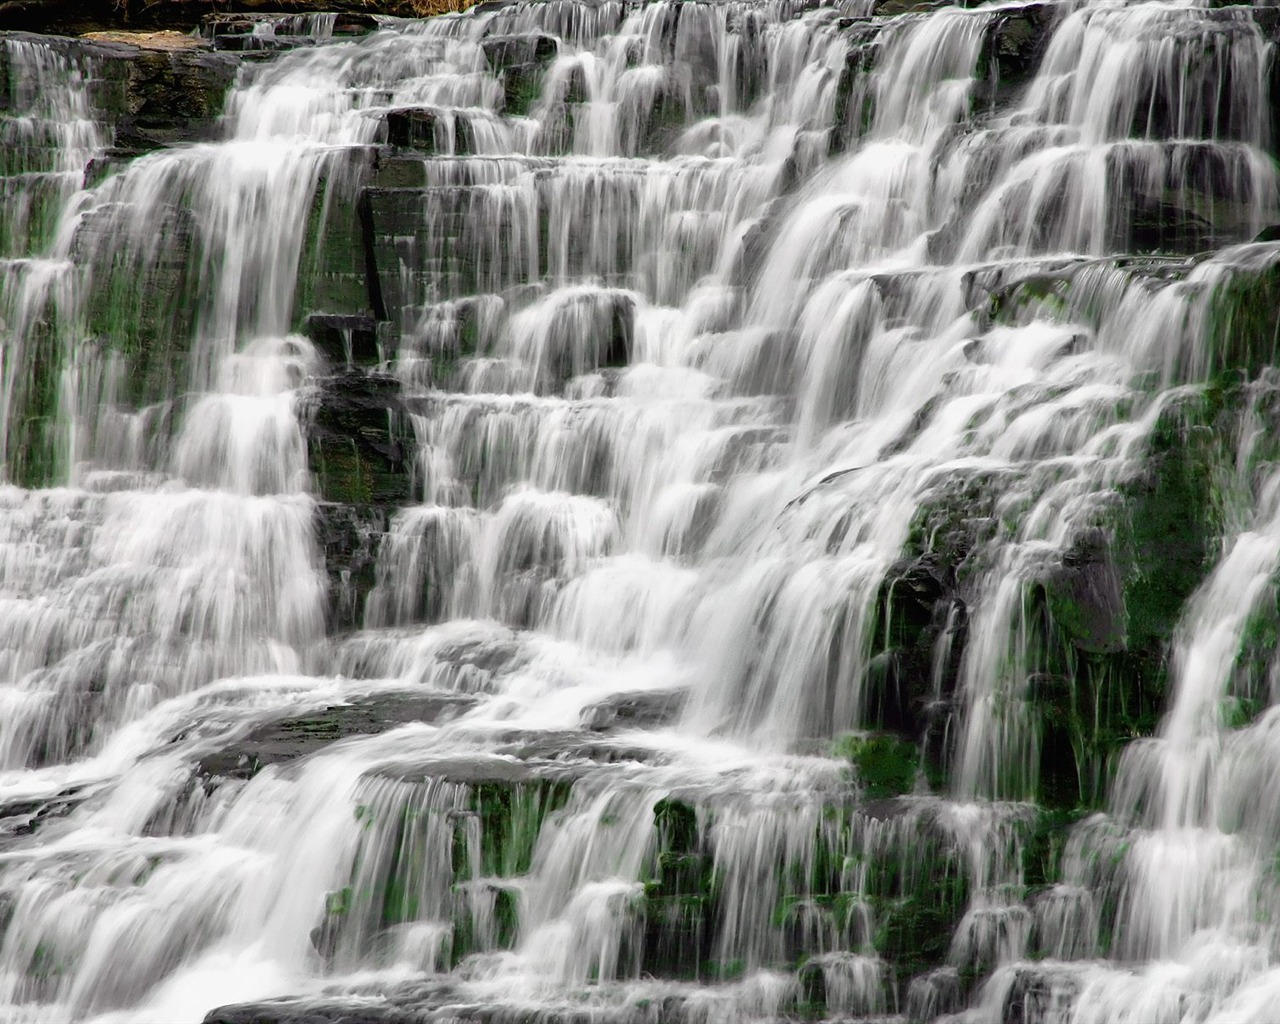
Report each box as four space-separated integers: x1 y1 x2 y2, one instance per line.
470 780 571 879
312 438 374 504
988 273 1072 327
9 326 62 487
27 939 72 996
1222 694 1265 730
492 884 520 947
1202 260 1280 379
640 797 716 978
870 848 967 981
501 64 544 118
653 798 700 856
1027 385 1227 809
325 886 352 917
637 89 689 156
834 733 919 799
704 958 746 981
641 893 710 979
1022 806 1089 891
1119 416 1219 661
905 470 1002 571
293 167 375 322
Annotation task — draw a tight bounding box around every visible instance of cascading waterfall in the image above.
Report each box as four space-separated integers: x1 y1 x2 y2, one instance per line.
2 1 1280 1022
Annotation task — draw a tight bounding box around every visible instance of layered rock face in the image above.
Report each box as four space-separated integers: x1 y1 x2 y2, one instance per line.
1 3 1280 1023
0 1 475 34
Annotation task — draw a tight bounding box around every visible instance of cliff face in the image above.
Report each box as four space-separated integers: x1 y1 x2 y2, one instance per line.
3 3 1280 1023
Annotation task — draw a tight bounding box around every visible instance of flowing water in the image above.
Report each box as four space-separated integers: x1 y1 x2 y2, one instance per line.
1 1 1280 1021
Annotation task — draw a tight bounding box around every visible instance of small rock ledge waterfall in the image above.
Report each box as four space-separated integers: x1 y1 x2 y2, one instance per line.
3 1 1280 1021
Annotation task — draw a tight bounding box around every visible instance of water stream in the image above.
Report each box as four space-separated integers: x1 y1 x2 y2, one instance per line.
1 1 1280 1021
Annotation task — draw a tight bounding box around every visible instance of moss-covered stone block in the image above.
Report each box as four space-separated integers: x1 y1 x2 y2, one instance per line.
834 733 919 799
294 152 381 323
306 371 412 506
468 778 571 879
1204 256 1280 379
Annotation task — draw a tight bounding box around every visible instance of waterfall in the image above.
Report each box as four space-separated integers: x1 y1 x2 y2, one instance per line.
1 1 1280 1022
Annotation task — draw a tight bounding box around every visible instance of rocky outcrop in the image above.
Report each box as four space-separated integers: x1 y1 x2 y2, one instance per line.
0 0 474 36
195 692 477 782
0 30 238 150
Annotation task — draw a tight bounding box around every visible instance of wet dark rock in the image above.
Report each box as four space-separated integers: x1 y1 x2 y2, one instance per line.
362 178 547 330
727 198 786 284
0 30 239 151
1030 396 1220 807
982 4 1057 105
500 731 667 767
196 692 476 781
380 108 495 159
868 554 965 742
383 107 447 152
201 11 379 51
1202 252 1280 376
1122 143 1266 254
0 785 90 845
873 0 949 13
907 468 1005 574
368 149 428 189
204 998 423 1024
361 186 429 327
441 637 525 677
1128 197 1215 255
292 148 382 322
108 43 239 149
305 370 412 506
378 753 586 786
315 501 387 632
995 964 1084 1024
580 688 686 731
307 314 382 369
0 1 471 35
0 32 210 139
481 32 556 71
500 61 544 117
1120 400 1220 664
829 19 883 149
1043 527 1126 657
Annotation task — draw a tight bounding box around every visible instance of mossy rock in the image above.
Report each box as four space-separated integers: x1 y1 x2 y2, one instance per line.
0 1 476 35
834 733 919 799
306 371 412 506
195 692 476 781
1204 254 1280 379
314 501 387 632
468 777 572 879
294 153 383 323
865 554 964 753
203 997 422 1024
869 837 968 981
1027 392 1222 807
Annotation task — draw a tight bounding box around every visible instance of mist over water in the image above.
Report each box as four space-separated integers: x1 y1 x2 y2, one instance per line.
2 1 1280 1021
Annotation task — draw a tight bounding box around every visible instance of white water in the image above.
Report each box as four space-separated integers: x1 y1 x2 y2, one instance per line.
0 2 1278 1022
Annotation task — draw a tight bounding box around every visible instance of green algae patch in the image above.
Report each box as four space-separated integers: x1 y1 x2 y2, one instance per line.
470 779 571 879
1203 259 1280 380
834 733 919 799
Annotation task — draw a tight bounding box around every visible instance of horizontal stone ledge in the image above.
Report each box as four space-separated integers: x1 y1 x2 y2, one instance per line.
0 0 478 36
